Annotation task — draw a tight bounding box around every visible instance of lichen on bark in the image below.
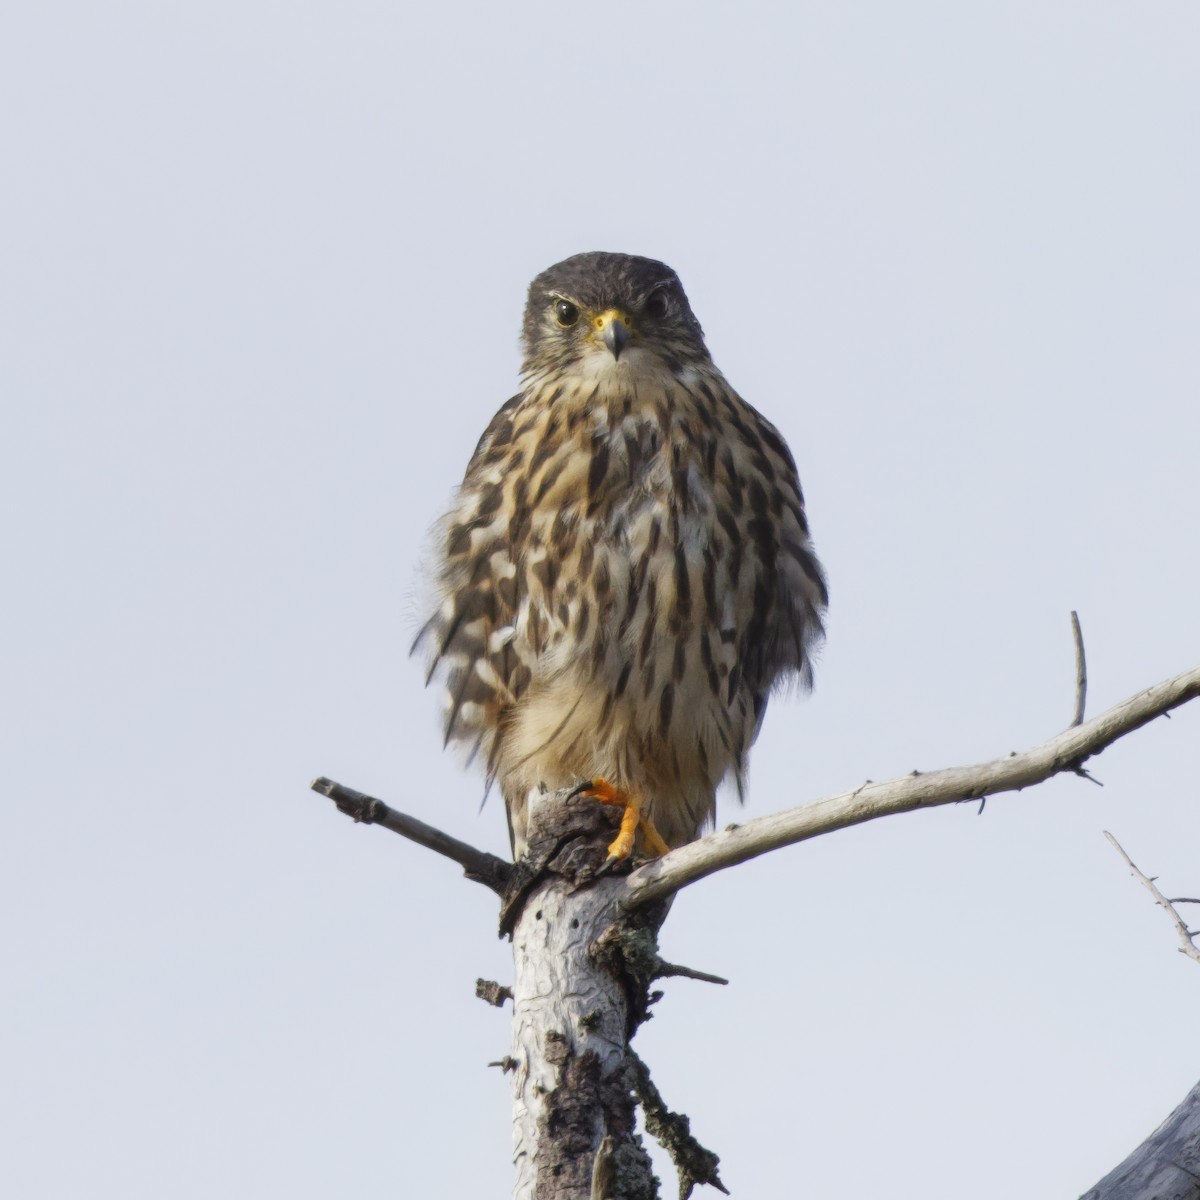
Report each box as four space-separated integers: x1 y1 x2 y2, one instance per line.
508 789 711 1200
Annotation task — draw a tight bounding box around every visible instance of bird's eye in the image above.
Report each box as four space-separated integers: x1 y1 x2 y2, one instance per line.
644 289 669 320
554 300 580 327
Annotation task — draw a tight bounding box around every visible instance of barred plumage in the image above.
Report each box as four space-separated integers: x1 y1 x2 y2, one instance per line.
416 252 827 857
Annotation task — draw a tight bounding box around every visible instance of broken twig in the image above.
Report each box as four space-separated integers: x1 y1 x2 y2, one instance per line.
1104 831 1200 967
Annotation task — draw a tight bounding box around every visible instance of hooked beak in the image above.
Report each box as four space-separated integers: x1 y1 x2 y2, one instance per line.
597 311 630 361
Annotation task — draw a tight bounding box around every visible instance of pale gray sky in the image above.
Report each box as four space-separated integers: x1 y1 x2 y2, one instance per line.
2 3 1198 1197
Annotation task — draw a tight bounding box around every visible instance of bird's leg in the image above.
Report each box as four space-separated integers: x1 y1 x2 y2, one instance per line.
567 778 670 860
635 810 670 857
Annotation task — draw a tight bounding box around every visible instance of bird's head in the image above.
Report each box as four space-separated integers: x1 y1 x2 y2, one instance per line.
520 252 710 380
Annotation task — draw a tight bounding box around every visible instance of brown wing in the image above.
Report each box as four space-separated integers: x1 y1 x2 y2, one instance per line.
671 374 827 781
413 393 532 784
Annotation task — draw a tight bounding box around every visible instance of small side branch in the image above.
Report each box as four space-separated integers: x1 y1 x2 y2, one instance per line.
654 960 729 986
1069 610 1088 728
310 776 511 894
623 665 1200 910
1104 831 1200 967
630 1050 728 1199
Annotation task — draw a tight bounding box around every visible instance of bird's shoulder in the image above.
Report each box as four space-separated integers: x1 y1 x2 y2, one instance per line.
462 392 524 482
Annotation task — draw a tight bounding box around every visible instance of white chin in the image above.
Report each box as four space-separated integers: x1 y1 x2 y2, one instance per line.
579 345 657 380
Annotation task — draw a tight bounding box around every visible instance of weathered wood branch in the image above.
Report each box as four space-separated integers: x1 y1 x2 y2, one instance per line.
309 775 511 894
1069 610 1089 728
1077 837 1200 1197
1081 1079 1200 1200
311 661 1200 1198
1104 832 1200 967
312 669 1200 916
622 664 1200 909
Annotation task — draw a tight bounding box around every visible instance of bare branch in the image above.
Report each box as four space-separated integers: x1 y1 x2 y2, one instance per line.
654 960 729 986
629 1050 729 1198
310 776 511 894
1070 610 1088 727
622 665 1200 910
1104 831 1200 967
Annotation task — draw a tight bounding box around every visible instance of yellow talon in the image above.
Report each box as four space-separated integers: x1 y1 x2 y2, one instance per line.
568 777 669 860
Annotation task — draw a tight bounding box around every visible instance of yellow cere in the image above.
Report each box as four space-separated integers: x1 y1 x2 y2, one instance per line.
593 308 632 331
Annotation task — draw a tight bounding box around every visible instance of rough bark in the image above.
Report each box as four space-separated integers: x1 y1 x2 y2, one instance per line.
503 790 725 1200
510 873 653 1199
506 793 657 1200
1081 1080 1200 1200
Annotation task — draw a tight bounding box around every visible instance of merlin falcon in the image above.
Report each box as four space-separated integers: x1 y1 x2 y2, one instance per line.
416 252 827 861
